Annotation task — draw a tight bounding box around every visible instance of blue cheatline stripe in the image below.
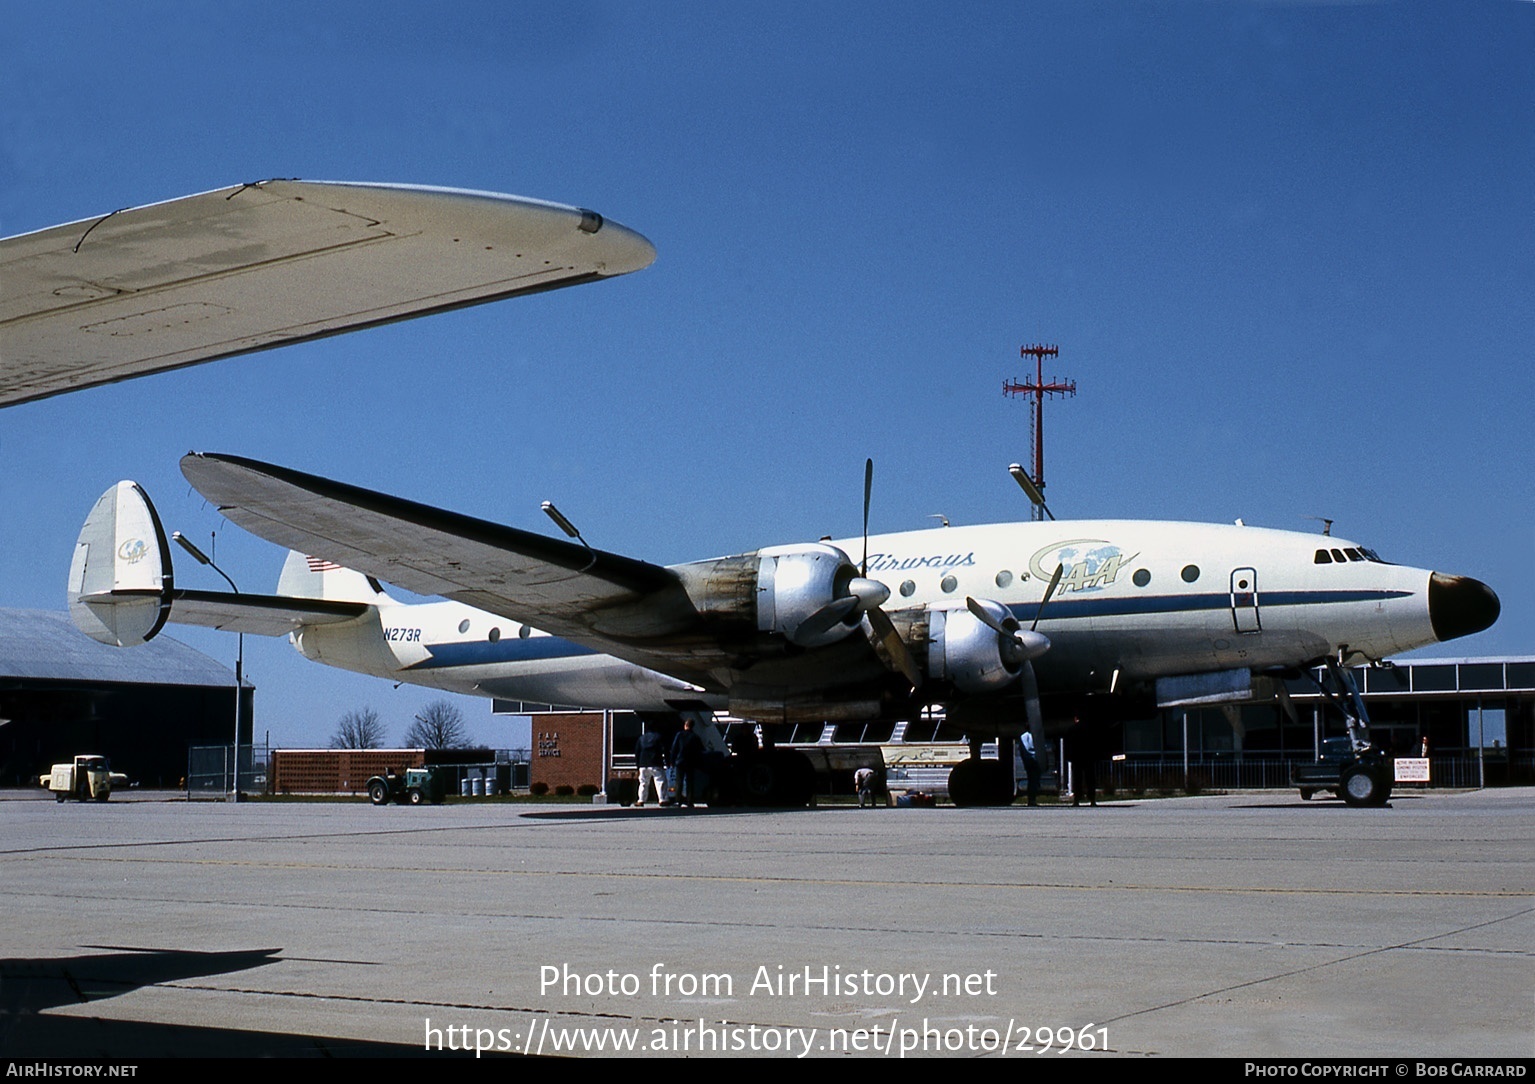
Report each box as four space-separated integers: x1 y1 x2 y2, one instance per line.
405 636 598 670
1005 588 1411 621
405 588 1414 671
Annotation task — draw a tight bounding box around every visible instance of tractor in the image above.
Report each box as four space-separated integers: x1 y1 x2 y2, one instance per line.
366 766 445 806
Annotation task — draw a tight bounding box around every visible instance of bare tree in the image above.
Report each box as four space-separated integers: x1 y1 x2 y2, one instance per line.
403 699 471 750
330 706 388 749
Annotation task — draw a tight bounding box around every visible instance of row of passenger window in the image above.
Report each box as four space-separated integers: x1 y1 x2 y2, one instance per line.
458 617 534 641
892 564 1198 598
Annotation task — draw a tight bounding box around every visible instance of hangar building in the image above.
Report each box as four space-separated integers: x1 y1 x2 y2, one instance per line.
0 608 249 790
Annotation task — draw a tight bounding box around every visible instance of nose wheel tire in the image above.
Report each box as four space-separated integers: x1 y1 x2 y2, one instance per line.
1340 763 1391 807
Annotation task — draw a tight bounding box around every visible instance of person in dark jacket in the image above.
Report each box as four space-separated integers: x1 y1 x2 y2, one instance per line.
669 719 705 808
1068 716 1098 807
634 729 668 807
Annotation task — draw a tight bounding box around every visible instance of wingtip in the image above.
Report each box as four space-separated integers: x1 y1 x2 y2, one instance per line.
592 218 657 276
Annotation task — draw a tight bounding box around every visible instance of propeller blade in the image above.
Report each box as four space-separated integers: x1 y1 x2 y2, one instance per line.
866 606 921 687
966 596 1050 663
861 458 873 575
1021 659 1044 738
1032 563 1064 632
793 595 861 642
965 595 1011 637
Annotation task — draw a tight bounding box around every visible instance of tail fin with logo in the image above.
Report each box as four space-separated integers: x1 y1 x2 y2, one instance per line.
69 481 174 646
69 482 375 645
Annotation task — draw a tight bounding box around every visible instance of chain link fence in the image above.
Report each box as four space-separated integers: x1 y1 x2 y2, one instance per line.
185 743 266 800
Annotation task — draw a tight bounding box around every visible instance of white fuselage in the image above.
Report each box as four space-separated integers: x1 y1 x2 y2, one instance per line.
288 519 1446 716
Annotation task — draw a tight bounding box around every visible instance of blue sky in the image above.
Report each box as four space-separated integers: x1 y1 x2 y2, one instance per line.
3 2 1531 750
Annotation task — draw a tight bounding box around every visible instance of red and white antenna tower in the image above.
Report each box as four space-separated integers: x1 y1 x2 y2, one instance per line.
1003 343 1076 521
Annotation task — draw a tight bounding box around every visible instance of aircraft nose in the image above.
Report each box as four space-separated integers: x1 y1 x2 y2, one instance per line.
1429 573 1500 642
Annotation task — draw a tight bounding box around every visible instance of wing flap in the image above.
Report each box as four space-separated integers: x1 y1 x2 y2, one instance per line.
0 180 655 406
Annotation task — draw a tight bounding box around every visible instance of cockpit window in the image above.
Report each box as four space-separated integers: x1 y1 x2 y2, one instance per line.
1318 545 1389 566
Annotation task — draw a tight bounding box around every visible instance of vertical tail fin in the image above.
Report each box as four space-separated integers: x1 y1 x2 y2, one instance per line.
69 482 174 646
277 551 389 604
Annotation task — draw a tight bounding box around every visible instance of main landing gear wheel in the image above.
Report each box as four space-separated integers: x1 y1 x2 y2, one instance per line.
732 749 815 807
948 759 1015 807
1340 762 1391 807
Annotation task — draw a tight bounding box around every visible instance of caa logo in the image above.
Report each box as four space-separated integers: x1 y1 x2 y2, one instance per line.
117 538 149 564
1029 539 1139 594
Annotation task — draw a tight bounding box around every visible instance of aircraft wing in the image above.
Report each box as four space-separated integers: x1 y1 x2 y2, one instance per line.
0 180 655 407
178 452 719 682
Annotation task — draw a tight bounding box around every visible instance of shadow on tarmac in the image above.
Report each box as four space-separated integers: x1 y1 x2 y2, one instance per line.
1 946 281 1015
0 947 549 1058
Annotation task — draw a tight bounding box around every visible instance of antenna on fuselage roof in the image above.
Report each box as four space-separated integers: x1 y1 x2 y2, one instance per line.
1303 515 1335 537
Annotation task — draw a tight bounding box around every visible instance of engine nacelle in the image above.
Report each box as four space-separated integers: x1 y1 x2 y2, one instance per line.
676 543 890 649
927 600 1046 695
755 543 866 648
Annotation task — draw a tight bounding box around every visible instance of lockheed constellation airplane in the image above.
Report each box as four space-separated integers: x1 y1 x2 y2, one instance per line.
12 181 1502 808
69 455 1499 807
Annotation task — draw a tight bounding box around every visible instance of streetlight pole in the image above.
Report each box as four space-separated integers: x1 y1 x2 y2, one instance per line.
173 532 243 803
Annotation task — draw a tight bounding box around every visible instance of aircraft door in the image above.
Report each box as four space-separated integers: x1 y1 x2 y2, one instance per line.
1230 567 1260 633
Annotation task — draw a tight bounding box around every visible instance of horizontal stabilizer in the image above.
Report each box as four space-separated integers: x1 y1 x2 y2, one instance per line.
160 589 369 637
71 585 369 638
